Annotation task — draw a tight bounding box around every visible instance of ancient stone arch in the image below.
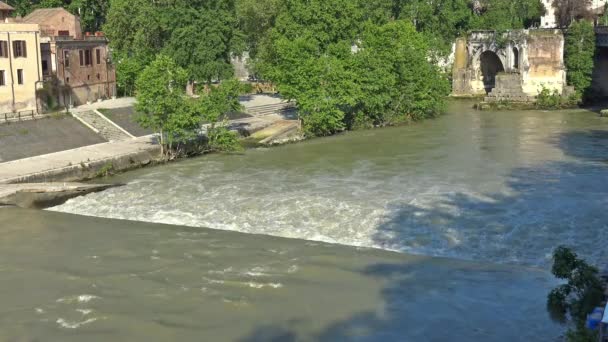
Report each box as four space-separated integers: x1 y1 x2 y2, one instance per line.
452 29 566 101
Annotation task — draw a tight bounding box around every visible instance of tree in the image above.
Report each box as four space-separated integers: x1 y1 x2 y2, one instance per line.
257 0 448 136
552 0 593 28
136 55 243 157
352 21 449 126
472 0 545 30
68 0 109 32
135 55 194 158
564 20 596 99
547 246 605 342
164 2 241 88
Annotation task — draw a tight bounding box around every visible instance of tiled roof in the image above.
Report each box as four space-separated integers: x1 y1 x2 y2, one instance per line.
23 8 72 24
0 1 15 11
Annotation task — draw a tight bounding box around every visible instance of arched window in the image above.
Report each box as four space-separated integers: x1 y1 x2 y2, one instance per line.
513 47 520 70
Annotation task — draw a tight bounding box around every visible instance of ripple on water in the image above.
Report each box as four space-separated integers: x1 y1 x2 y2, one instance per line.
50 110 608 267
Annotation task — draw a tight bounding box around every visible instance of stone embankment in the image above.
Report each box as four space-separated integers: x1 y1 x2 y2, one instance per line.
0 95 302 208
0 183 121 209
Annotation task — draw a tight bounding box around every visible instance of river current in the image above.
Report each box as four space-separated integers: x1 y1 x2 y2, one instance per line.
2 101 607 340
54 101 608 267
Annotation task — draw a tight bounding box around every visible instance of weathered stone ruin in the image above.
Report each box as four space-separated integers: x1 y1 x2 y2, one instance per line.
452 29 568 103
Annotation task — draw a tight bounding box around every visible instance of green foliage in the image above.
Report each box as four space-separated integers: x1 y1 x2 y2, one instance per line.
96 161 114 177
470 0 545 31
135 55 194 158
547 246 605 341
565 20 596 100
206 126 242 152
257 0 448 137
135 56 244 157
105 0 241 88
536 86 580 109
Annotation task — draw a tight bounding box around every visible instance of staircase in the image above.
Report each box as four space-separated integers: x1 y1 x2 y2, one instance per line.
73 110 134 142
246 102 297 117
485 73 535 103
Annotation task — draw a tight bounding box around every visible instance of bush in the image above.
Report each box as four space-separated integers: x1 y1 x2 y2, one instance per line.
547 246 605 341
565 20 596 100
536 87 580 109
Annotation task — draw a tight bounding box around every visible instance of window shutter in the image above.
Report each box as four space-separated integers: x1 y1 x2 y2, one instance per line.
22 41 26 58
79 50 84 66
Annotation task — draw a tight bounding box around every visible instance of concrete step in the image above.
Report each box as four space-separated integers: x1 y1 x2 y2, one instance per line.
246 103 296 117
74 110 133 142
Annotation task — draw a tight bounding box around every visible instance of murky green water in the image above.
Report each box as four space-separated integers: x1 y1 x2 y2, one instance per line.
2 101 608 340
0 208 558 341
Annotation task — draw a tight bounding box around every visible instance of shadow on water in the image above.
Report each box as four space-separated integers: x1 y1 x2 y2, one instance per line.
557 129 608 162
239 127 608 341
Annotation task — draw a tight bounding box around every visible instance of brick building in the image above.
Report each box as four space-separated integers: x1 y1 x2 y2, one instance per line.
24 7 116 107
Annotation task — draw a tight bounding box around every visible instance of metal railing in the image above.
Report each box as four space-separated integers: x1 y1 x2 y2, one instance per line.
0 110 47 124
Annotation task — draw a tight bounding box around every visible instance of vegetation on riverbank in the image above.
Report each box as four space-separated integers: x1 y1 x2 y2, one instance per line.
135 56 242 159
548 246 606 342
10 0 602 138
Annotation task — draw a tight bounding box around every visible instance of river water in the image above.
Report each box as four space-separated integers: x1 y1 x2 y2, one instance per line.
2 101 608 340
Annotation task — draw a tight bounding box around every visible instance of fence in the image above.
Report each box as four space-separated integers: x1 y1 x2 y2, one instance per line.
0 110 49 124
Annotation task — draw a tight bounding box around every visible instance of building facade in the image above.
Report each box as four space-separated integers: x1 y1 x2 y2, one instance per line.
24 7 116 107
52 34 116 106
0 20 43 114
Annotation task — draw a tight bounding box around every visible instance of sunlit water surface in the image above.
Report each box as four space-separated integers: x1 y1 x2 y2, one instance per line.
2 101 607 340
54 102 608 267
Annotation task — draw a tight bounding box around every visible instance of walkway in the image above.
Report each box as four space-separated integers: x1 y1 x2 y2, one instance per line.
71 97 137 113
0 136 160 184
72 110 134 141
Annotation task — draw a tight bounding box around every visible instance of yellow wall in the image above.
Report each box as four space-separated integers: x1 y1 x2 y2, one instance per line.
0 23 42 114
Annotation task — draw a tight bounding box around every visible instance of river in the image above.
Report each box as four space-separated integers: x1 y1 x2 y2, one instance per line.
2 101 608 340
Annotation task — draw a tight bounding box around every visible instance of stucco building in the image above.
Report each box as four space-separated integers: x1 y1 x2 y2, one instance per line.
0 2 43 114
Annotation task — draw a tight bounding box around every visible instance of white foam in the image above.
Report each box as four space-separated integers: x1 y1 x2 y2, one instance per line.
56 317 98 329
248 282 283 289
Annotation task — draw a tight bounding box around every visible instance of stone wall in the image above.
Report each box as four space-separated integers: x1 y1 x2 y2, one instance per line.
522 31 566 95
452 29 566 101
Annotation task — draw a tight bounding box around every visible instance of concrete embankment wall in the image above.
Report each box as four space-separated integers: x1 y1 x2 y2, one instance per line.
3 147 161 184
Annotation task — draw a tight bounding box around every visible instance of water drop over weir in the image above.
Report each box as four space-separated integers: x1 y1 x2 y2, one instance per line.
51 101 608 268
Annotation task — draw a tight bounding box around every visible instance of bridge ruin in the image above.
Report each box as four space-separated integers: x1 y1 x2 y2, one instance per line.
452 29 567 102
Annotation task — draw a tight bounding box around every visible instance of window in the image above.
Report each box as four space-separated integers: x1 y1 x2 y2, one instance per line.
13 41 27 58
79 49 92 66
0 70 5 86
96 73 100 80
17 69 23 85
96 49 101 64
64 50 70 68
0 41 7 58
66 77 70 84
